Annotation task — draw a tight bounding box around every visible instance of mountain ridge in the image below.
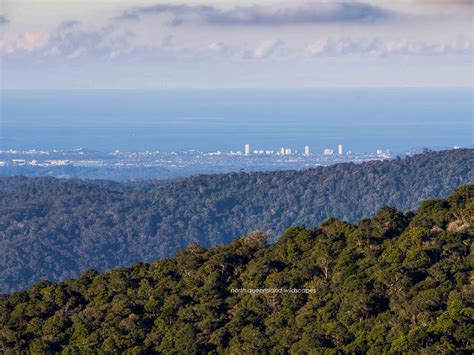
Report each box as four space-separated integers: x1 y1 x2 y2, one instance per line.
0 148 472 293
0 185 472 353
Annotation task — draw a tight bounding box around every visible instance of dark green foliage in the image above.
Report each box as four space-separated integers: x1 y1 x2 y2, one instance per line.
0 149 472 293
0 186 472 353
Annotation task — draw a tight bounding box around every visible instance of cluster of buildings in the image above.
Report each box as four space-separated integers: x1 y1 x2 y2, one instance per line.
9 159 70 167
1 146 396 174
244 144 345 156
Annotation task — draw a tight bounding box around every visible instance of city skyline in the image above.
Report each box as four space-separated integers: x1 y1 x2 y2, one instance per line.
243 143 348 156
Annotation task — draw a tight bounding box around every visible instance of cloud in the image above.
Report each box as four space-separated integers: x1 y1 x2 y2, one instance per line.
414 0 473 4
1 21 135 60
203 39 288 60
45 24 109 58
215 38 394 61
117 2 395 26
207 42 235 56
0 31 48 53
253 39 286 59
2 9 470 64
307 37 474 57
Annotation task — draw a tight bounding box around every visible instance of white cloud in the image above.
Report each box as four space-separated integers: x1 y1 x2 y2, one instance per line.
0 31 48 53
207 41 234 56
253 39 286 59
1 21 135 60
307 37 474 57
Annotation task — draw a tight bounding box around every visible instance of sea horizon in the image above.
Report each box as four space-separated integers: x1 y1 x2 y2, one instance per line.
1 87 472 153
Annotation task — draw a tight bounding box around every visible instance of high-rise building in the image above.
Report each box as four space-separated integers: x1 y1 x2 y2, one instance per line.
285 148 292 155
338 144 343 155
323 148 334 156
280 147 285 155
304 145 310 156
244 144 250 155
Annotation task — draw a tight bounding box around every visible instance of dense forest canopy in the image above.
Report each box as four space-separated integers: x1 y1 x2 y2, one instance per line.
0 149 472 293
0 186 472 353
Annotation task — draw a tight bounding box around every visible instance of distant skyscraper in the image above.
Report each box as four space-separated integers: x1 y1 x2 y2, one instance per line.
285 148 292 155
245 144 250 155
304 145 310 156
338 144 343 155
323 148 334 156
280 147 285 155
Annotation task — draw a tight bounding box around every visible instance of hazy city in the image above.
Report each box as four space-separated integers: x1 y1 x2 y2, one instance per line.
0 143 448 181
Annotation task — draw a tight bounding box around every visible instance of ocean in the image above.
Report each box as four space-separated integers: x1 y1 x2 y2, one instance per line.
0 88 472 153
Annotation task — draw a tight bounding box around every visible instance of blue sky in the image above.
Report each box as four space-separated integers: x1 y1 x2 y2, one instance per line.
0 0 473 89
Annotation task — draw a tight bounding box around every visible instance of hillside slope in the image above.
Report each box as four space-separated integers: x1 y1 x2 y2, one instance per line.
0 149 472 292
0 186 472 353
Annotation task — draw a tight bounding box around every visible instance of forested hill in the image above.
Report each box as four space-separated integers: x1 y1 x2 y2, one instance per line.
0 186 472 353
0 148 473 293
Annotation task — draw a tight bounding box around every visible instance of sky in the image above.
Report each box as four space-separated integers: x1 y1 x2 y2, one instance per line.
0 0 473 89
